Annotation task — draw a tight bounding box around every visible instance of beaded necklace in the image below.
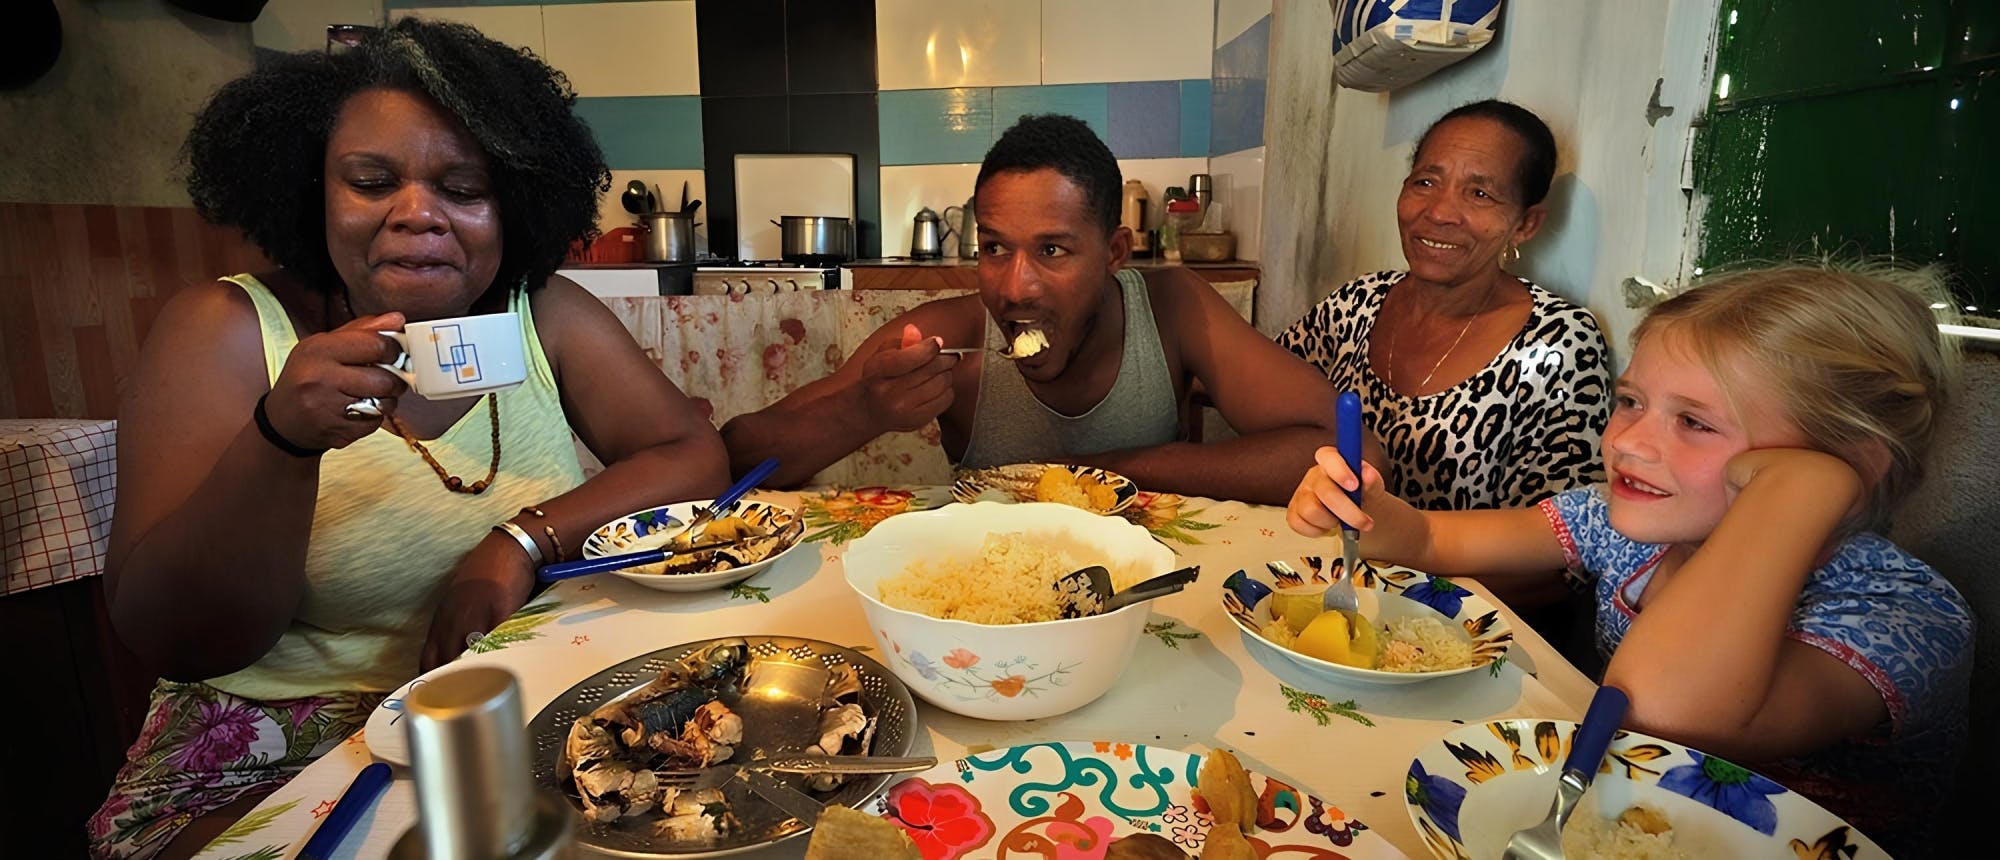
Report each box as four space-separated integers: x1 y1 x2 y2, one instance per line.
387 395 501 494
340 287 502 494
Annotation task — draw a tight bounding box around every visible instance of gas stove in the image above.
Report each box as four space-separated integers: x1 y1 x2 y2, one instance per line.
691 261 842 295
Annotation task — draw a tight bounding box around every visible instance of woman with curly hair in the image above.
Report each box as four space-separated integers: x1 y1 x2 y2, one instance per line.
89 19 728 858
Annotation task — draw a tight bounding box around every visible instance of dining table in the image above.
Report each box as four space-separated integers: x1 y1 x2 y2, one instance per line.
191 485 1599 860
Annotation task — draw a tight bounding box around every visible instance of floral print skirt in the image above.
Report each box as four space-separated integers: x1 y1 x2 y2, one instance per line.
87 680 381 859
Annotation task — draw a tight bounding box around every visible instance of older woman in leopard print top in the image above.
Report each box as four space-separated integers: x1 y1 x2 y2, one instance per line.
1278 100 1610 511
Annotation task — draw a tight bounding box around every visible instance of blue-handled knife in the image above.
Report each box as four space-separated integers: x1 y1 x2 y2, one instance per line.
537 535 759 583
298 762 391 860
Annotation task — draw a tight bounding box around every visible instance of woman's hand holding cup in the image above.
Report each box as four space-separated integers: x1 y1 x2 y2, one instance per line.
265 312 410 450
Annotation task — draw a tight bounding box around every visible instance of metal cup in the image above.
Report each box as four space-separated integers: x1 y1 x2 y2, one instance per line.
388 667 573 860
1187 173 1213 211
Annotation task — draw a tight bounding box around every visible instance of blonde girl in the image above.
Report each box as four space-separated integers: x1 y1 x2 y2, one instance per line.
1289 263 1972 856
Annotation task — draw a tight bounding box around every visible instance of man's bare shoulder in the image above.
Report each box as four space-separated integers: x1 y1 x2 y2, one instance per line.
1141 266 1243 328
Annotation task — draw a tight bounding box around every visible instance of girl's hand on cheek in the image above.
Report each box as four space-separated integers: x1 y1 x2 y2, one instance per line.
1723 448 1865 516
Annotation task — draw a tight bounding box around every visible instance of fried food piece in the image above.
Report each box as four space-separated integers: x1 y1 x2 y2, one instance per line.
680 515 761 546
1107 833 1191 860
804 805 921 860
1194 749 1257 835
1617 804 1672 836
1199 826 1256 860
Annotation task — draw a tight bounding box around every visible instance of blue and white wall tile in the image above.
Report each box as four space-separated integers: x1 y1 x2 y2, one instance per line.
875 0 1041 90
879 88 996 166
543 2 699 98
1214 0 1269 49
1211 12 1269 156
1039 0 1212 84
880 81 1212 166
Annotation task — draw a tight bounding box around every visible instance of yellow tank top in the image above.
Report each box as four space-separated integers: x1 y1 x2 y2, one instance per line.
208 275 585 700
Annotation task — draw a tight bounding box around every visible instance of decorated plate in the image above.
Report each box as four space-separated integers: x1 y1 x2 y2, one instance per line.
527 636 919 858
950 463 1139 515
582 498 805 592
869 741 1405 859
1405 719 1887 860
363 660 489 767
1222 557 1513 686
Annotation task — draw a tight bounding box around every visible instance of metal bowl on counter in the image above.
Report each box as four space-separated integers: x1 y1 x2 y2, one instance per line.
772 215 852 265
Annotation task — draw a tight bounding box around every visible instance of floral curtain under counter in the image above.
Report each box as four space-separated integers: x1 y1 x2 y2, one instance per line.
596 290 973 487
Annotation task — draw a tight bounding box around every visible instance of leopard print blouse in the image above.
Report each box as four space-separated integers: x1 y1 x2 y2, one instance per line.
1277 270 1611 511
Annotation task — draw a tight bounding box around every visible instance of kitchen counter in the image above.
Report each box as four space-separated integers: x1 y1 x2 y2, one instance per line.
846 256 1254 269
843 257 1258 295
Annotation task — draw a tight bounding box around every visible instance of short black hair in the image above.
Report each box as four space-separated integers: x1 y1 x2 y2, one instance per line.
1414 99 1558 207
976 114 1122 235
183 17 609 295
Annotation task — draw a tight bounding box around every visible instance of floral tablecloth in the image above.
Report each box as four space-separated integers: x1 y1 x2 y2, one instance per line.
193 487 1596 860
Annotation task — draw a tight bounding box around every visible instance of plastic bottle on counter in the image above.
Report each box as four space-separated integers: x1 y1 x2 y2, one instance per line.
1161 198 1201 264
1120 179 1151 256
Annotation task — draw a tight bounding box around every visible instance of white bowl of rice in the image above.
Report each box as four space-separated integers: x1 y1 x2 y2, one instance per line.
842 501 1175 720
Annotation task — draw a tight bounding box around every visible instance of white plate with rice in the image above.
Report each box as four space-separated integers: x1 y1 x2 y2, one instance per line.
1406 718 1889 859
1221 556 1513 686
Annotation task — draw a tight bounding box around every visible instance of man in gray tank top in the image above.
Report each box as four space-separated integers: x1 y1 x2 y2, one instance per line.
722 115 1344 505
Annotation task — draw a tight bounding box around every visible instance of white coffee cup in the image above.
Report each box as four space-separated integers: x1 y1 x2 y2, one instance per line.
378 312 527 399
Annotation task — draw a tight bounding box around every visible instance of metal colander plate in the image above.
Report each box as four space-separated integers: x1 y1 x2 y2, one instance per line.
526 636 917 858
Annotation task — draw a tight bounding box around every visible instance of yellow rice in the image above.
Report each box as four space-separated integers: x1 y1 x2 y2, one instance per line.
878 532 1122 625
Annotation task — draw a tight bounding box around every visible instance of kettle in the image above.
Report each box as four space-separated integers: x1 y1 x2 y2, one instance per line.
943 197 977 259
911 207 948 260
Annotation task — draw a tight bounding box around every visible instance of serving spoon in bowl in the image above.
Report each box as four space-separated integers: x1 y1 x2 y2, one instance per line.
1055 565 1201 618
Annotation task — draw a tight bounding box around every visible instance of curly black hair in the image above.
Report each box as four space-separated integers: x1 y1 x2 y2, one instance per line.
1414 100 1558 208
183 18 609 295
976 114 1123 235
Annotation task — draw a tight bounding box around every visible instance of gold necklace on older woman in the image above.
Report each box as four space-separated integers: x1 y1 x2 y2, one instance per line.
1383 277 1499 396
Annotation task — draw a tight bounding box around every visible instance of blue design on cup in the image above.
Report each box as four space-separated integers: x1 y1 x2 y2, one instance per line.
432 323 483 383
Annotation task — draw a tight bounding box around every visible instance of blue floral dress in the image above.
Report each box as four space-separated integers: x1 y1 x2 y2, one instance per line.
1539 485 1973 857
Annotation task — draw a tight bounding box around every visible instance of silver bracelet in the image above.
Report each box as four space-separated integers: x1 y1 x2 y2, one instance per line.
493 520 544 566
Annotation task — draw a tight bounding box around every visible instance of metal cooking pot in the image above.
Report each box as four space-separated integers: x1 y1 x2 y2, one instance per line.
640 212 697 262
772 215 852 264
